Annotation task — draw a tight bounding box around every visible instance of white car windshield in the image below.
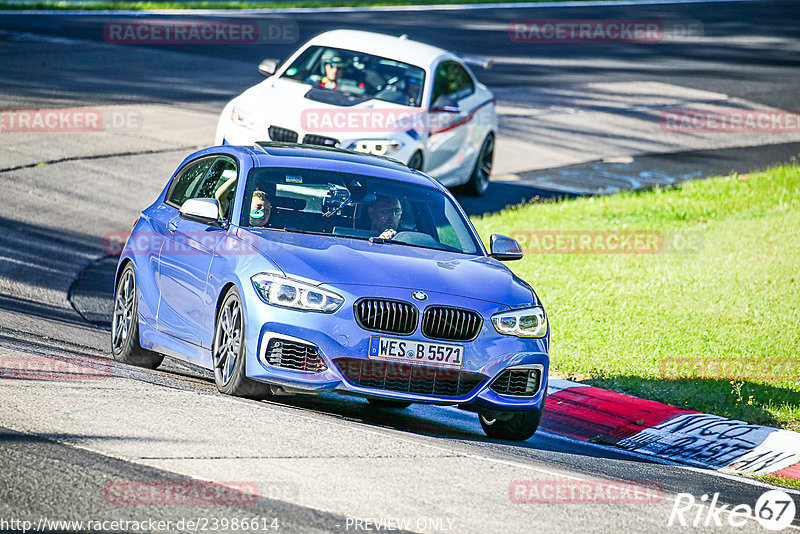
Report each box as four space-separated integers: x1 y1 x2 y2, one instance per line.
241 166 481 255
281 45 426 108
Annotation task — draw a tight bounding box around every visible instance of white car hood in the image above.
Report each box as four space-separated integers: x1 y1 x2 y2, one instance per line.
234 77 419 141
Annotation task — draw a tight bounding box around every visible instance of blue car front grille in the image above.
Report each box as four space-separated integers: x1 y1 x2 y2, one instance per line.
355 299 418 335
265 339 327 373
334 358 486 398
421 306 482 341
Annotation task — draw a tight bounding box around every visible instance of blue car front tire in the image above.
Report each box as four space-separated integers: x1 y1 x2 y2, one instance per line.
111 263 163 370
478 408 543 441
212 286 271 399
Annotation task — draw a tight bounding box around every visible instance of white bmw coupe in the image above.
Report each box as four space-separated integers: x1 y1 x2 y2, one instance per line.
215 30 497 195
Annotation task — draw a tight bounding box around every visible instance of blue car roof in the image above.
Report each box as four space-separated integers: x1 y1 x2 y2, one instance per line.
228 143 440 189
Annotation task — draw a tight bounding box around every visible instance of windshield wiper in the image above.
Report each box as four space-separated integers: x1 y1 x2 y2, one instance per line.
366 236 469 255
257 227 328 237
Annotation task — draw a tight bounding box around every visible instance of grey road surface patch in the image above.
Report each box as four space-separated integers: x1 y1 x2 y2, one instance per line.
0 426 363 534
0 351 772 534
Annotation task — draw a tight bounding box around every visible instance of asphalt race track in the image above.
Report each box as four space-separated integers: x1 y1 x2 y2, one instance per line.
1 1 800 532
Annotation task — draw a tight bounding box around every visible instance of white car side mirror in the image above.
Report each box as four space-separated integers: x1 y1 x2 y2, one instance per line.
258 59 281 77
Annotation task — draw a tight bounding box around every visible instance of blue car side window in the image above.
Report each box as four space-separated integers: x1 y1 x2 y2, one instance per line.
165 158 214 208
203 157 238 220
165 156 238 220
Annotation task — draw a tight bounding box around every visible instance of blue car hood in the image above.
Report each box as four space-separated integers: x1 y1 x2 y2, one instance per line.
241 229 537 307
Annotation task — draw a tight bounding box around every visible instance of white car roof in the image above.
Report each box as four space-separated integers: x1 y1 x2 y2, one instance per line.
304 30 452 70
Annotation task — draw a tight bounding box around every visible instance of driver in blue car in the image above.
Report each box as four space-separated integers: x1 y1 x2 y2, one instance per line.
368 196 402 239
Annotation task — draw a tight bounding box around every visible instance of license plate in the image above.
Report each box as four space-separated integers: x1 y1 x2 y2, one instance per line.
368 336 464 369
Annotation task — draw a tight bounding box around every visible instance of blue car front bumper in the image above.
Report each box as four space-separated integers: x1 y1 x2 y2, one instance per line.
240 282 549 412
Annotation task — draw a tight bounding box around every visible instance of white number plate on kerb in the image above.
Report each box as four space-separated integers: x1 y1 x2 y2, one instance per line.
368 336 464 369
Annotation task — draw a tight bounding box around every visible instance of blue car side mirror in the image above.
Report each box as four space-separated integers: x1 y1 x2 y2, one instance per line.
179 198 228 229
490 234 523 261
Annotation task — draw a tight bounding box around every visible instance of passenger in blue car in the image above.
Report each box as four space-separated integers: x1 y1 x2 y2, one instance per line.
367 195 402 240
249 190 272 227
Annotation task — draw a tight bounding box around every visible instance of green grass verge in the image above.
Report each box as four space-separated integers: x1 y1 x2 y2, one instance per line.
0 0 614 10
471 166 800 431
749 473 800 491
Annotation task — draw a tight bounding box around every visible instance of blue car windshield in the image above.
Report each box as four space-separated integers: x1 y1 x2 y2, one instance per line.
241 167 481 255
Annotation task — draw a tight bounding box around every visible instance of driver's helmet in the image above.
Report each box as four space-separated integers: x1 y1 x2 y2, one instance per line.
321 51 346 69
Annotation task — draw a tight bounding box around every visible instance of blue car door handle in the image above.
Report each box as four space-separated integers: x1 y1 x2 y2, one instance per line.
168 220 178 234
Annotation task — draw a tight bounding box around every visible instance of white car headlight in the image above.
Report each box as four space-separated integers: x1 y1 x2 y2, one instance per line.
491 307 547 338
251 273 344 313
348 140 403 156
231 106 256 129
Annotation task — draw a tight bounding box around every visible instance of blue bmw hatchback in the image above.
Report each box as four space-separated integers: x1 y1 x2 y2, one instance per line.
112 143 549 440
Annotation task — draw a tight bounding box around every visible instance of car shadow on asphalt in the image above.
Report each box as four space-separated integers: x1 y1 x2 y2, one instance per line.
0 292 97 329
257 391 662 465
0 215 109 328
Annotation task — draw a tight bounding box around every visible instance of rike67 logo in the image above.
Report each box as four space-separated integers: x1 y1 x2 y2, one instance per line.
669 490 796 530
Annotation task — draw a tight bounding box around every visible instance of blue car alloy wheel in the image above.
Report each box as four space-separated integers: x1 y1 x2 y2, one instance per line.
212 286 270 398
111 263 163 370
113 142 549 441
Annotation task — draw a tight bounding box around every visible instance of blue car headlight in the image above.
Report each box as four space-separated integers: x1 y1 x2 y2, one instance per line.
251 273 344 313
491 307 547 338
